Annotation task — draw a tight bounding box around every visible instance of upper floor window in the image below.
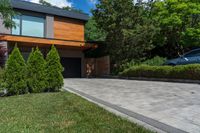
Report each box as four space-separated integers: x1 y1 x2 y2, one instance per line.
12 16 20 35
12 15 45 38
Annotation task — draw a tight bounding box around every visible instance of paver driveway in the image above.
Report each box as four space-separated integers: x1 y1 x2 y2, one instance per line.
64 78 200 133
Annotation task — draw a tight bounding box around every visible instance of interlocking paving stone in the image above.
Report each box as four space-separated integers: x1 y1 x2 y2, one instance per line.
64 78 200 133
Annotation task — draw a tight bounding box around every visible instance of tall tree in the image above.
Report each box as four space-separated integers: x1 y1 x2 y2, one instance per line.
0 0 16 28
152 0 200 58
38 0 84 14
39 0 52 6
62 7 84 13
85 17 106 41
93 0 157 66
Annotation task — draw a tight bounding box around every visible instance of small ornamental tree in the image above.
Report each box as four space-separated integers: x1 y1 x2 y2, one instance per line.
27 47 47 93
46 45 63 92
4 46 28 95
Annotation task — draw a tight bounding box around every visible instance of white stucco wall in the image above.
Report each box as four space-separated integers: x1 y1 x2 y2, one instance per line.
0 16 11 34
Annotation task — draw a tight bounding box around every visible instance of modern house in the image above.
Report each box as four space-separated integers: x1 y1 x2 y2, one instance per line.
0 0 98 78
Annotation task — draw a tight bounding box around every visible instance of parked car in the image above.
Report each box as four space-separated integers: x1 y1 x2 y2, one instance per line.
165 48 200 66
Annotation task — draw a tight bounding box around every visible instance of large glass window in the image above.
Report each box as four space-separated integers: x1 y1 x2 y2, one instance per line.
12 15 20 35
12 15 45 37
21 15 45 37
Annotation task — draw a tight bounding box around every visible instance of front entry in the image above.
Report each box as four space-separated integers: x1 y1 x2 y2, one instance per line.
61 57 81 78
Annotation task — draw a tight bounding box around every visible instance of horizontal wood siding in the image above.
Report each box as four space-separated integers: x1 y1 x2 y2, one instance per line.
54 17 85 41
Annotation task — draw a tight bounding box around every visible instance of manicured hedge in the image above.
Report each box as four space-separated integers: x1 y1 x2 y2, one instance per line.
119 64 200 80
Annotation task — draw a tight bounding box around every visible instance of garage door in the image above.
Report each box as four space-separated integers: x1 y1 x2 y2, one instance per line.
61 57 81 78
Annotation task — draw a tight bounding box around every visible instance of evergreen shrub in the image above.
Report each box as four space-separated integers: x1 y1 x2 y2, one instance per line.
46 45 64 92
4 46 28 95
27 47 47 93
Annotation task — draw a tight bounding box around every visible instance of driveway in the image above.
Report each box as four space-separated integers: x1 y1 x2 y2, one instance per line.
64 78 200 133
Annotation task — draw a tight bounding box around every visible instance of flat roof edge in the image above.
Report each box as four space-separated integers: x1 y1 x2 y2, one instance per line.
11 0 89 21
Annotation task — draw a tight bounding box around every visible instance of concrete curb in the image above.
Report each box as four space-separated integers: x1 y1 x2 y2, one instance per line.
64 86 188 133
100 75 200 84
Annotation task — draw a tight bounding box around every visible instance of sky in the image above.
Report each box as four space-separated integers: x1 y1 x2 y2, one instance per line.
24 0 98 15
24 0 148 15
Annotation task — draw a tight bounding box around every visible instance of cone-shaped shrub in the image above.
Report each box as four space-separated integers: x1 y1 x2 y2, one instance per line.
46 45 64 92
27 47 47 93
4 46 28 95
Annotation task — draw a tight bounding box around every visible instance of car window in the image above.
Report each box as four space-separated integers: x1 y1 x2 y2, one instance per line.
184 50 200 57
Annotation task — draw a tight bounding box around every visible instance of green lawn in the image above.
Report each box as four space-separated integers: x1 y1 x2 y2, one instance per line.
0 92 153 133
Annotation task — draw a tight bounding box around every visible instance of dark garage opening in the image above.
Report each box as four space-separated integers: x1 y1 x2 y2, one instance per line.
61 57 81 78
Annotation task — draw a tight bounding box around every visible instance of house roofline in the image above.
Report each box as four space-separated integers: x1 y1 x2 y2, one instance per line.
11 0 89 22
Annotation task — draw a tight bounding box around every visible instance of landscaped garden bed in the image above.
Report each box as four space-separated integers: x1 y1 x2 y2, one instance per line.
119 64 200 80
0 46 153 132
0 92 152 133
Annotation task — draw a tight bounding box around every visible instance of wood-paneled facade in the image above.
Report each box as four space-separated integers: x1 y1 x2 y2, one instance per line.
54 17 85 41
